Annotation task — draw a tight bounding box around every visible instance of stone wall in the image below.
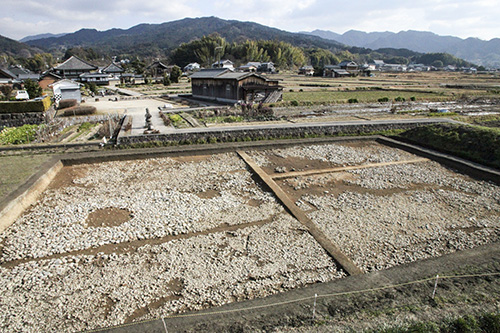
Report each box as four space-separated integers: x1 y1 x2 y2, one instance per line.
118 121 432 146
0 111 46 129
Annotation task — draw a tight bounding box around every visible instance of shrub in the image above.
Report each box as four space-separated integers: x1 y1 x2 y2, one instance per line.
378 97 389 102
394 96 406 102
0 124 43 145
348 98 358 103
58 99 77 110
290 100 299 106
169 114 182 123
410 96 416 101
62 105 96 116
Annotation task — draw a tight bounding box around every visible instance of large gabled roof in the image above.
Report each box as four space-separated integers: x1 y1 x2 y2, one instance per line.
102 62 124 73
146 61 171 70
55 56 98 71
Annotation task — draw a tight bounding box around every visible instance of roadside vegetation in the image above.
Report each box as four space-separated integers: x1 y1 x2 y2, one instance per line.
398 123 500 169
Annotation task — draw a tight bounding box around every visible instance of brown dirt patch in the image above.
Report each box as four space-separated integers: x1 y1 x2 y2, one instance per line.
196 189 221 199
85 207 134 228
48 165 90 190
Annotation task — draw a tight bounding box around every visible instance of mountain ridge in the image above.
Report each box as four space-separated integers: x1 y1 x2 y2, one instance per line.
25 17 347 58
303 29 500 67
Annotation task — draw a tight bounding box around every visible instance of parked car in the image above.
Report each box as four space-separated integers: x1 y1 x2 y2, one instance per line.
15 90 29 100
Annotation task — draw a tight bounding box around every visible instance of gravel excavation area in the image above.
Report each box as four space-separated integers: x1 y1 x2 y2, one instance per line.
1 141 499 332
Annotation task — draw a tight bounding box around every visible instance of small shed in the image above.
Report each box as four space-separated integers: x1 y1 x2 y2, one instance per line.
50 79 83 104
190 69 282 104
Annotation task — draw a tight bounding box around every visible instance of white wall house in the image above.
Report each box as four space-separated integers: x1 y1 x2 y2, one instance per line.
49 79 83 104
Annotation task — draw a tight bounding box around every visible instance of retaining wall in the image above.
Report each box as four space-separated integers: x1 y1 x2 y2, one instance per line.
118 121 429 146
0 111 46 128
0 159 63 233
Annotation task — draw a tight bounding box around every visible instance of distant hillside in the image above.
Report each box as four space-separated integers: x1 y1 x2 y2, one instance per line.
304 29 500 67
0 34 42 58
20 33 67 43
26 17 346 58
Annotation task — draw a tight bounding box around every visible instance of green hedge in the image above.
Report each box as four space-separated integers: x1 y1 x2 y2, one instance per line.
399 123 500 169
0 96 51 113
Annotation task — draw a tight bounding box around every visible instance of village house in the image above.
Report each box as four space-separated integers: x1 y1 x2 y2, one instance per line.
380 63 407 72
238 62 259 72
0 68 18 85
323 65 351 78
212 59 234 70
298 65 314 76
146 60 172 81
339 61 359 75
258 62 276 73
53 55 98 80
102 62 125 79
79 72 111 86
8 65 40 81
183 62 200 72
190 68 282 104
49 79 83 104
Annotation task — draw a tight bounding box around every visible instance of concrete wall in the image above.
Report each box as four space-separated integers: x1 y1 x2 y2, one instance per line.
0 159 63 233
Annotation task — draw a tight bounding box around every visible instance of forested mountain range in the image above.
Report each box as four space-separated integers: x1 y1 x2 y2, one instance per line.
24 17 346 59
304 29 500 67
0 17 483 72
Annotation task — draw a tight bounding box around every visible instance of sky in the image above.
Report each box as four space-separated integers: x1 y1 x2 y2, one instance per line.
1 0 499 41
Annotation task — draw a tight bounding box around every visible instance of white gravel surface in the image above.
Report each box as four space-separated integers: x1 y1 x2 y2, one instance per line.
0 152 342 332
1 142 499 332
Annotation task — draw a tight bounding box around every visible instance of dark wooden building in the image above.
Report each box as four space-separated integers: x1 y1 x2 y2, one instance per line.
190 69 282 104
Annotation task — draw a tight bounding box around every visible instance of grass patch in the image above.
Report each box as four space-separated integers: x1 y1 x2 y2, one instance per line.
377 312 500 333
0 154 52 201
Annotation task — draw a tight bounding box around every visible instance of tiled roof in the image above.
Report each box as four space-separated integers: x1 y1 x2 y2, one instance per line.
102 63 124 73
0 67 17 79
189 69 229 79
55 56 98 71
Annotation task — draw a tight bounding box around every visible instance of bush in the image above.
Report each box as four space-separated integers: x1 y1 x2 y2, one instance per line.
378 97 389 102
169 114 182 123
61 105 96 116
290 100 299 106
410 96 416 101
57 99 78 110
395 96 406 102
348 98 359 103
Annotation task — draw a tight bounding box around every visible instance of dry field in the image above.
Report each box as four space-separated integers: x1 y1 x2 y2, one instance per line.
0 141 499 332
